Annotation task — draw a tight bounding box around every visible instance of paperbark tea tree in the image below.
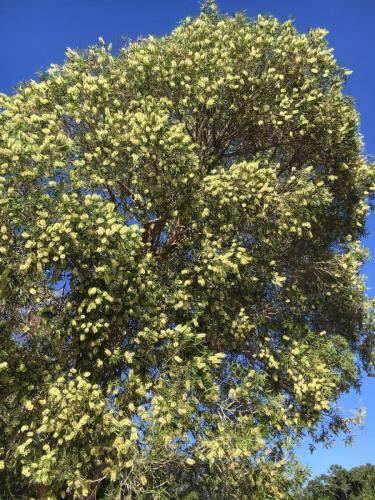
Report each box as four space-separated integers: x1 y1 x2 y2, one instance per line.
0 2 374 498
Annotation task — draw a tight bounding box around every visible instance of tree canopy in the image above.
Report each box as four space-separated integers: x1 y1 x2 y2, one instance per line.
0 1 374 498
303 464 375 500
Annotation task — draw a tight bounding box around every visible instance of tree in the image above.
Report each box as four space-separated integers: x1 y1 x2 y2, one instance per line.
0 1 374 498
303 463 375 499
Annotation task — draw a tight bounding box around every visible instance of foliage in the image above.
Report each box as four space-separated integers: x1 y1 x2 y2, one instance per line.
303 463 375 499
0 1 374 498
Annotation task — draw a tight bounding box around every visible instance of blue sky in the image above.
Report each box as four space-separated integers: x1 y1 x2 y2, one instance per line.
0 0 374 478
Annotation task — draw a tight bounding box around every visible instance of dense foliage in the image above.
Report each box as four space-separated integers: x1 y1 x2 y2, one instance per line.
0 1 374 498
303 464 375 499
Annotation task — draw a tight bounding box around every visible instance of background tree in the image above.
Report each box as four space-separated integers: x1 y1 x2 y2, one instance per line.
0 1 374 498
303 463 375 499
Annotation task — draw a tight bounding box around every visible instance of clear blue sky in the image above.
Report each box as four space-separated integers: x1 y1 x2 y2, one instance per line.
1 0 374 478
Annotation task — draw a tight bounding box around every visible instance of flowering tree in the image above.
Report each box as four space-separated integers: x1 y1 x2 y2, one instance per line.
0 2 374 498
